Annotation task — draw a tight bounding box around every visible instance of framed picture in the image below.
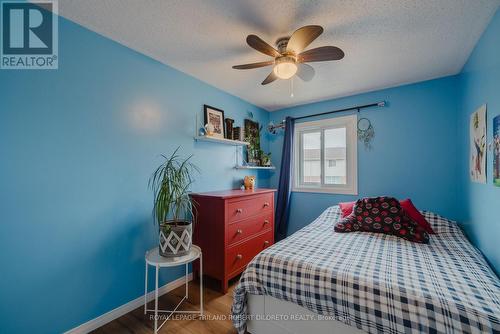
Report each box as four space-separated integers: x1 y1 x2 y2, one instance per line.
470 104 487 183
204 105 225 139
244 119 261 165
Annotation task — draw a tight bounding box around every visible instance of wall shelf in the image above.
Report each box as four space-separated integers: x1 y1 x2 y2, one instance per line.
194 135 249 146
234 165 276 170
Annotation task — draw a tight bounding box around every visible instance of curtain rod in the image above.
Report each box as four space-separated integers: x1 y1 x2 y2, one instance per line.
293 101 386 121
267 101 386 134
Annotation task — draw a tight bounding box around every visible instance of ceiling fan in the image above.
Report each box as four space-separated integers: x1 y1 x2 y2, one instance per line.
232 25 344 85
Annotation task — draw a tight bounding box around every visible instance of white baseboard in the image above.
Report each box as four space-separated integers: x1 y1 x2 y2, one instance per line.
65 273 193 334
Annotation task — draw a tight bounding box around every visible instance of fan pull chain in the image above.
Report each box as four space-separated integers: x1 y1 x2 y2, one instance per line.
290 77 294 98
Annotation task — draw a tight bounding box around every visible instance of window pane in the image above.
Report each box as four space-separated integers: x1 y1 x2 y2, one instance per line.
302 132 321 183
324 128 346 185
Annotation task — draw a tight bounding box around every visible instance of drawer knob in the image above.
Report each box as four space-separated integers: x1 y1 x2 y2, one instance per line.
236 254 243 260
236 229 243 235
263 202 270 207
236 208 243 213
264 241 270 246
263 220 269 225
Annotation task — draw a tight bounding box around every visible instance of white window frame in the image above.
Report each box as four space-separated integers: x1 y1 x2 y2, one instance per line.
293 114 358 195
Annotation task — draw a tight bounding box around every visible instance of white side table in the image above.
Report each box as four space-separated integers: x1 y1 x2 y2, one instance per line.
144 245 203 333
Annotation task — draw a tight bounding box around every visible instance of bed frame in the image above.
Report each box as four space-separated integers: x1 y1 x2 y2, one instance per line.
246 294 365 334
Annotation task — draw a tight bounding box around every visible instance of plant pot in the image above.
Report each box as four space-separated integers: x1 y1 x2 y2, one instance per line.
158 220 192 257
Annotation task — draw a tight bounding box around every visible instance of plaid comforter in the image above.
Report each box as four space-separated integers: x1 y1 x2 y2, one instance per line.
232 206 500 333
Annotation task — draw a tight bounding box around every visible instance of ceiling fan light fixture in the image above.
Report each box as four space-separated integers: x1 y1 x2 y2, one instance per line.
233 25 344 85
273 56 297 79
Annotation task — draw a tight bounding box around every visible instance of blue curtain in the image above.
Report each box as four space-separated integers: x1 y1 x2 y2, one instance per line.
275 117 295 241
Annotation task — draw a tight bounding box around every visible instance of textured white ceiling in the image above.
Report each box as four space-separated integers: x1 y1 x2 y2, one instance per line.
57 0 499 111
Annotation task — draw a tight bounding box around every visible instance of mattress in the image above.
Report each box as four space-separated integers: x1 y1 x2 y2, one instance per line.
246 294 365 334
231 206 500 333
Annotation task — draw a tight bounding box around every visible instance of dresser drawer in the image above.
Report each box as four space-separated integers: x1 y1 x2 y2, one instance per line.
226 230 273 276
190 188 276 293
227 212 273 246
227 193 273 223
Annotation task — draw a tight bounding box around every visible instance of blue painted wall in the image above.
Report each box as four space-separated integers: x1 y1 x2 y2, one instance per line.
269 76 461 235
0 17 269 334
1 6 499 334
457 9 500 273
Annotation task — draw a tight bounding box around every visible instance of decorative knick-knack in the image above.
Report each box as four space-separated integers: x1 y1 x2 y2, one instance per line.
357 118 375 150
233 127 241 141
205 123 215 136
244 176 256 190
225 118 234 139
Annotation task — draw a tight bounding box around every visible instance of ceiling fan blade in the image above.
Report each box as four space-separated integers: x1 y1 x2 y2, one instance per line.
296 63 315 82
247 35 281 58
261 71 278 85
286 25 323 54
298 46 345 62
232 61 274 70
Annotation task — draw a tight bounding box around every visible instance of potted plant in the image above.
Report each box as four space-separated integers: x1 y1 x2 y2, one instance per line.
149 147 199 257
259 150 272 166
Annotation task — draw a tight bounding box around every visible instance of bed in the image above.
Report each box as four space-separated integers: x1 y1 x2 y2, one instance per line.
231 206 500 334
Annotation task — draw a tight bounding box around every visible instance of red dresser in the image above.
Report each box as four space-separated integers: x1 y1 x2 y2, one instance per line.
190 188 276 293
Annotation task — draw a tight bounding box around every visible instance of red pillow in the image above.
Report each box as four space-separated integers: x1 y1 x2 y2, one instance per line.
399 199 435 234
339 201 356 218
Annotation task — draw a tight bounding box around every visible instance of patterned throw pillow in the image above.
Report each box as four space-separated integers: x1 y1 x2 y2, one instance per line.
339 199 435 234
334 197 430 243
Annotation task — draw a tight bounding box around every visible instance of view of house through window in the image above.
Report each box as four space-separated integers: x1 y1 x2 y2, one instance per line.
301 128 346 184
324 128 347 184
294 115 357 194
302 132 320 183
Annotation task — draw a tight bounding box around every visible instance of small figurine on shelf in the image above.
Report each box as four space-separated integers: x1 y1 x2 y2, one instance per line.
204 123 215 136
244 176 256 190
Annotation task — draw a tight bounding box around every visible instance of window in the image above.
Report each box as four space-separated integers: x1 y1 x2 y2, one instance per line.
328 160 337 167
293 114 357 194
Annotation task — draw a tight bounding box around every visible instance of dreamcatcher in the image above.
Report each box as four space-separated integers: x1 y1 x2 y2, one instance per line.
357 117 375 150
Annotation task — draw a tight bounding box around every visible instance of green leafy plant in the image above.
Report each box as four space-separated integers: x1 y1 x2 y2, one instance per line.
259 150 272 166
149 147 200 226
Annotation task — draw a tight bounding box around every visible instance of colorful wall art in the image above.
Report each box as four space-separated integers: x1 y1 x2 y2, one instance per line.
494 115 500 187
470 104 487 183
